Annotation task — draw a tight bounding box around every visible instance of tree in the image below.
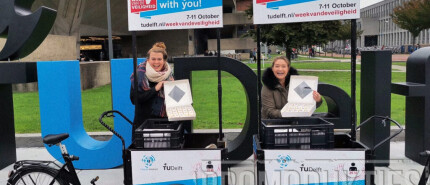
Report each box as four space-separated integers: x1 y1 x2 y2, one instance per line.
335 21 363 45
392 0 427 48
331 20 363 57
299 21 343 57
416 0 430 29
244 5 342 61
244 5 300 60
243 22 299 61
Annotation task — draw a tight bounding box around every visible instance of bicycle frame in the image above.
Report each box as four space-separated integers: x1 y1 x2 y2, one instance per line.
419 151 430 185
98 110 134 185
8 142 81 185
56 142 81 185
354 115 404 185
7 110 131 185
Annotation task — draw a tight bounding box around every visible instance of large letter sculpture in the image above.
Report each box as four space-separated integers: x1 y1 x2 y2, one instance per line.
38 57 257 168
0 0 56 169
173 57 258 163
392 47 430 165
317 83 352 129
38 57 354 169
360 51 392 167
0 0 56 60
0 62 37 169
173 57 353 163
38 59 142 169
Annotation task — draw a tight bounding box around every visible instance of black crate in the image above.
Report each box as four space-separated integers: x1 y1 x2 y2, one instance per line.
261 118 334 149
134 119 184 149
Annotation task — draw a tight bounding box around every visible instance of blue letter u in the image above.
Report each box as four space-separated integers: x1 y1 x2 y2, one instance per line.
38 59 139 169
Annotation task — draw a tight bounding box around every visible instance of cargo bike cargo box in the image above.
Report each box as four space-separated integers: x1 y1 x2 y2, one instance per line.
134 119 184 149
261 117 334 149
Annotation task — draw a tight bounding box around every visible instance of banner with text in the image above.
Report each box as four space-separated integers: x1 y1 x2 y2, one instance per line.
128 0 223 31
264 150 365 185
131 150 222 184
253 0 360 24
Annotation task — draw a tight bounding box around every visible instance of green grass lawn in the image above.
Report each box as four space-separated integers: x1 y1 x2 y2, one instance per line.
293 62 359 70
81 86 113 131
392 61 407 66
13 91 41 133
313 55 351 60
191 71 247 128
293 56 320 61
12 62 407 133
13 85 114 133
247 62 403 71
300 71 406 124
255 54 320 62
247 62 360 70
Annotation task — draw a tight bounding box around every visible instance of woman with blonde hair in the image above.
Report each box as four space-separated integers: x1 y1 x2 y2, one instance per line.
130 42 174 126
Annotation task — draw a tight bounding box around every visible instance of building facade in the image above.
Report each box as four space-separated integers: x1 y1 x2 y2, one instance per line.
358 0 430 49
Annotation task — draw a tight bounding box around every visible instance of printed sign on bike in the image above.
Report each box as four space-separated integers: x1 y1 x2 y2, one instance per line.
131 150 221 184
128 0 223 31
264 150 365 185
253 0 360 24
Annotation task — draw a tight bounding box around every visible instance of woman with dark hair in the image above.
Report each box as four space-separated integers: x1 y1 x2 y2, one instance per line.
261 56 322 119
130 42 174 126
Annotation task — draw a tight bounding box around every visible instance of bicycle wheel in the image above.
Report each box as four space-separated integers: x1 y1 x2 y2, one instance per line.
9 167 66 185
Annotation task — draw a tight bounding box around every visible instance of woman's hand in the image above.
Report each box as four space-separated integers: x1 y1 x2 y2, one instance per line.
155 81 164 91
313 91 322 103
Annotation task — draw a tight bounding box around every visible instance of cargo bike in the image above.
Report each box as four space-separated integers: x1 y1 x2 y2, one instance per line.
6 110 227 185
7 112 430 185
104 110 228 185
253 119 430 185
249 14 427 185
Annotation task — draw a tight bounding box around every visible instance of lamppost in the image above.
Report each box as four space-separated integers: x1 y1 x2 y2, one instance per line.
106 0 114 60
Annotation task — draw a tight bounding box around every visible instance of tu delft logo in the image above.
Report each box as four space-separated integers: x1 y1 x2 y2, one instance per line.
163 163 183 171
276 155 291 169
131 0 157 14
142 155 156 169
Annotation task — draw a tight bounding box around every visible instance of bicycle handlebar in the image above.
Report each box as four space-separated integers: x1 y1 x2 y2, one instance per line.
420 151 430 157
355 115 404 151
98 110 133 151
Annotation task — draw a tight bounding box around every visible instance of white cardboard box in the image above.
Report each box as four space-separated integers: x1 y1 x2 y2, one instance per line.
164 79 196 121
281 75 318 117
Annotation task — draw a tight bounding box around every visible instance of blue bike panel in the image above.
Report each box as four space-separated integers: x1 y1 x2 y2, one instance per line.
38 59 143 169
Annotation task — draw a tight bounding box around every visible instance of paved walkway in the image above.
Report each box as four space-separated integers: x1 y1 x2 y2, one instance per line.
306 53 410 62
250 58 407 72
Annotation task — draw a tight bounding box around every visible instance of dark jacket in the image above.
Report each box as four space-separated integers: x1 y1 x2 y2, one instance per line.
261 67 321 119
130 61 174 133
261 67 299 119
130 81 160 128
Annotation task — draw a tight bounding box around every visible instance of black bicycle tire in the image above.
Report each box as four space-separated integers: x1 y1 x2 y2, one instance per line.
9 167 67 185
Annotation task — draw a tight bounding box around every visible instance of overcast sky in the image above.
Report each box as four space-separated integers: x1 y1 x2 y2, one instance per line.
361 0 384 8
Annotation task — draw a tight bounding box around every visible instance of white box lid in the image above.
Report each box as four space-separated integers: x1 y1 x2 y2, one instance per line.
287 75 318 104
164 79 193 108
